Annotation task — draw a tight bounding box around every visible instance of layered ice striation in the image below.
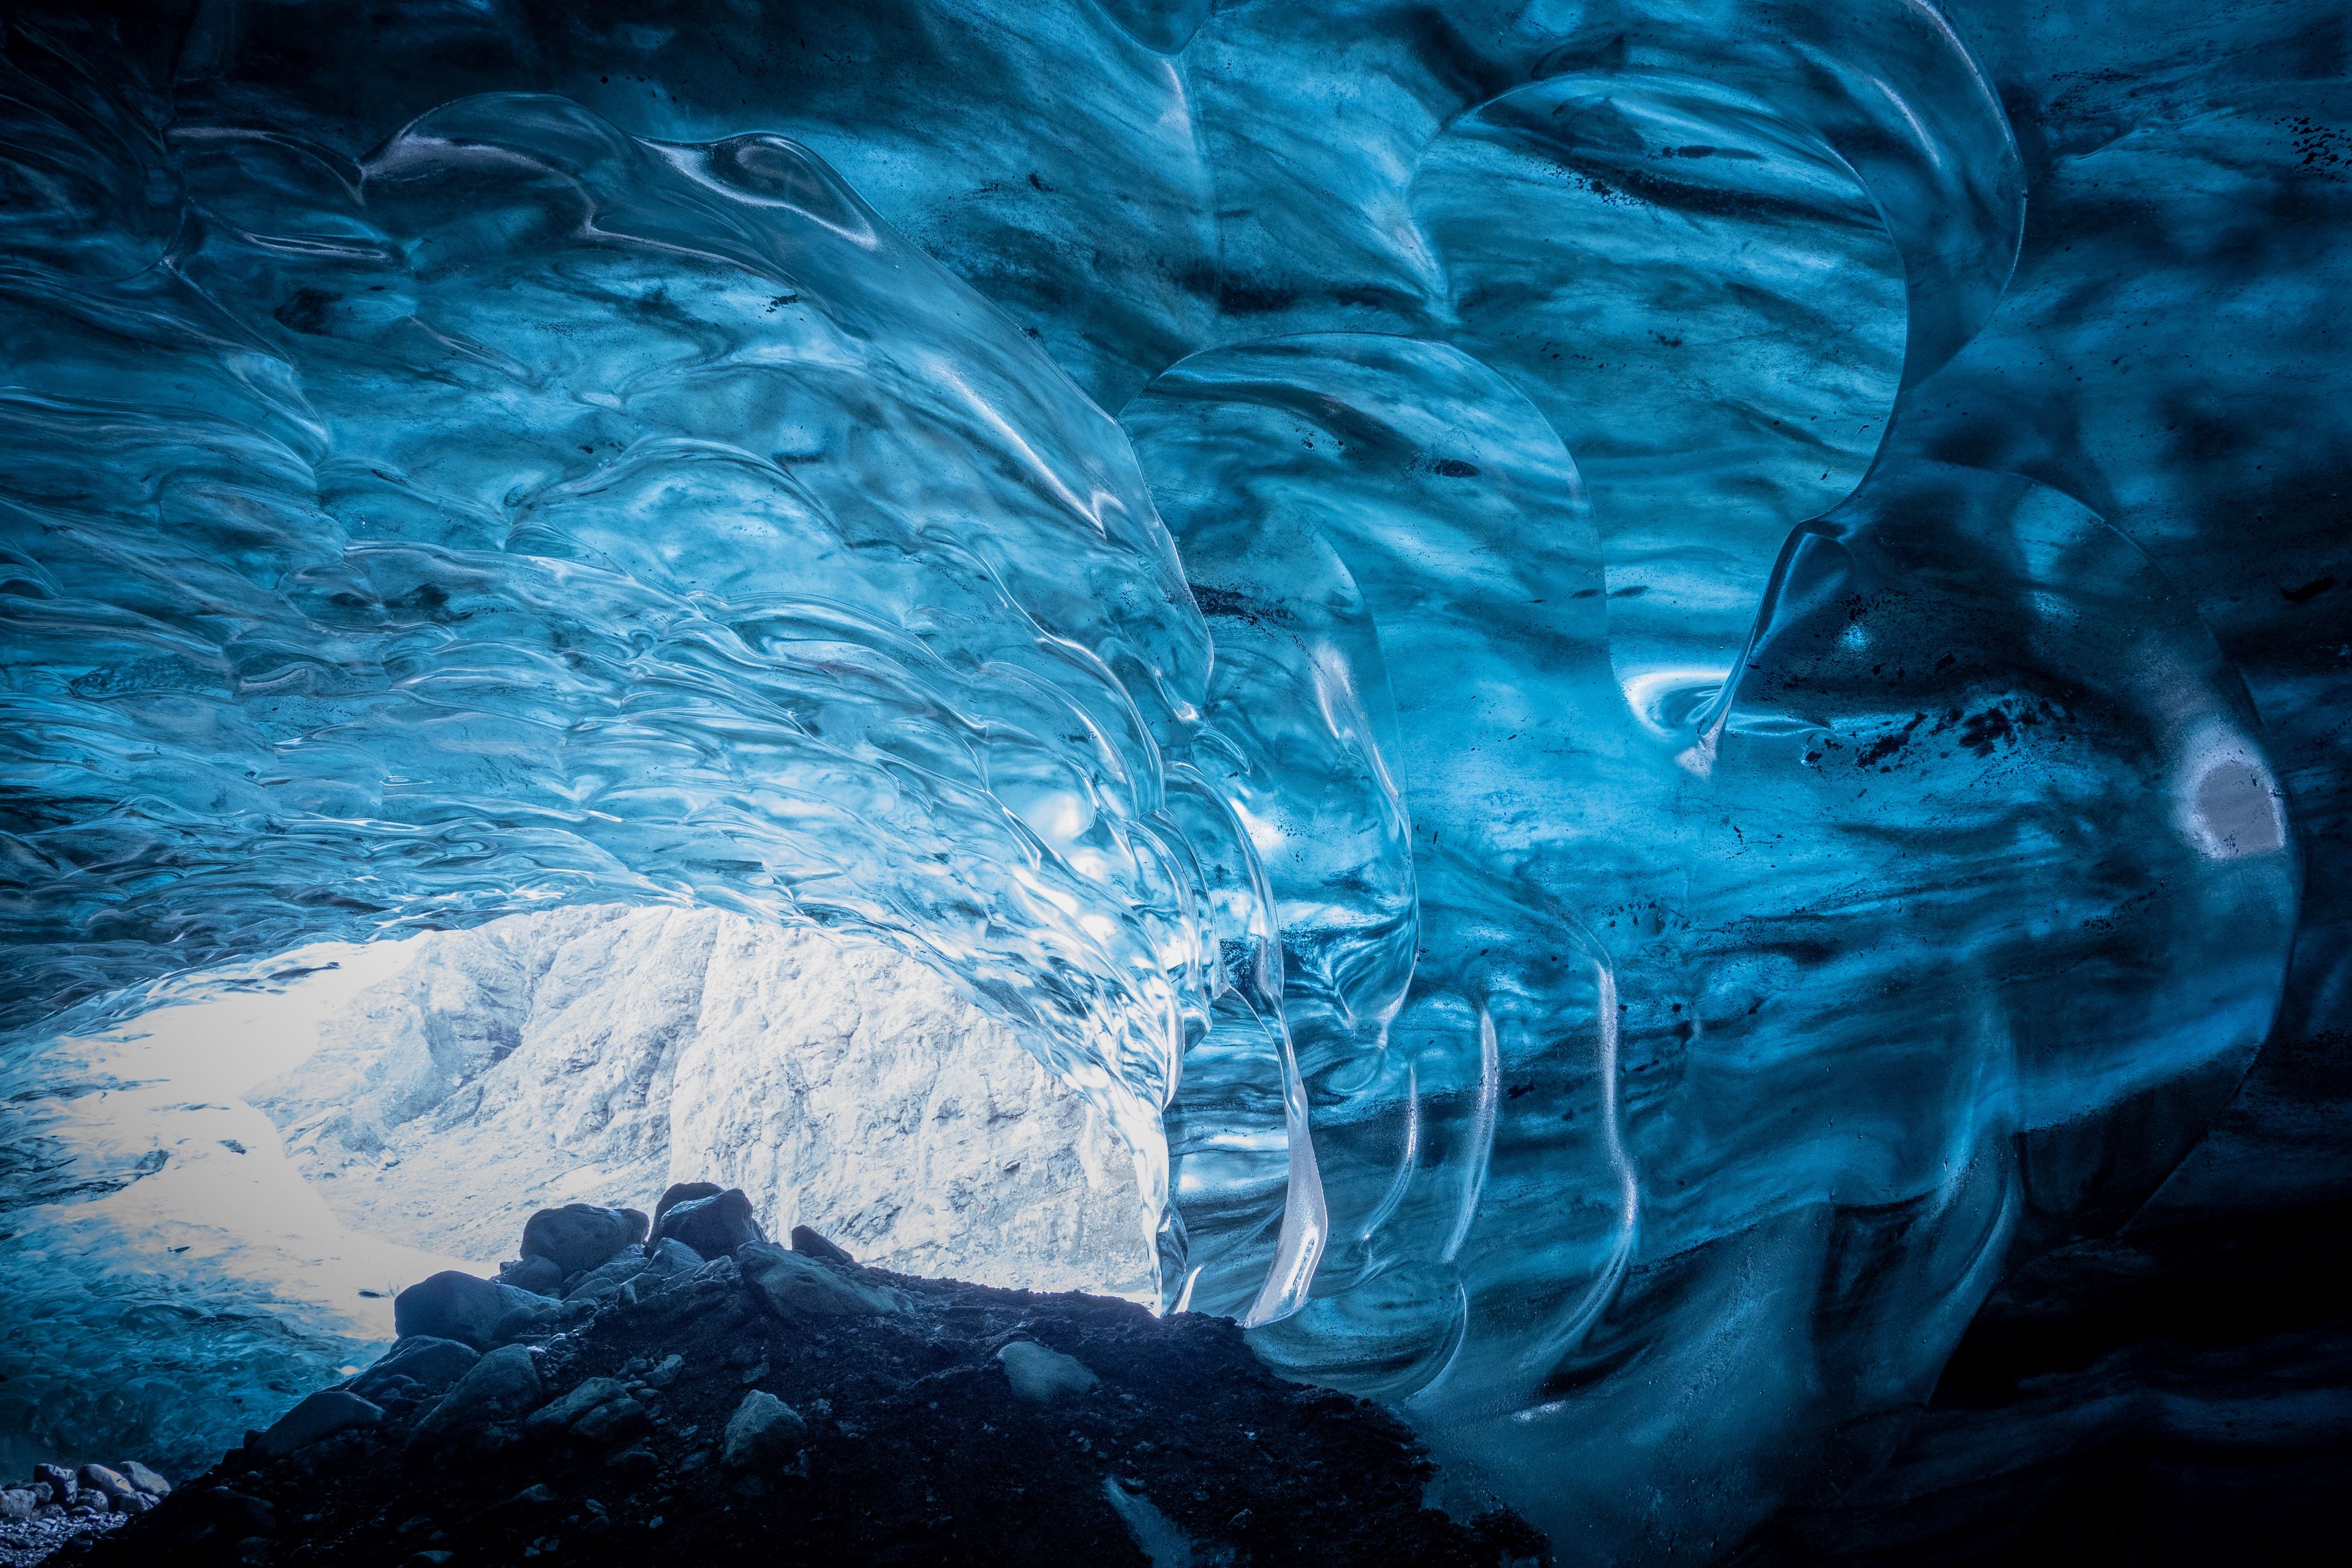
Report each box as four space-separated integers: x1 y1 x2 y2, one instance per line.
0 0 2319 1556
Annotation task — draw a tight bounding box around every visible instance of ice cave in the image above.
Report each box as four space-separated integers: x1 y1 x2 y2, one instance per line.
1 1 2345 1563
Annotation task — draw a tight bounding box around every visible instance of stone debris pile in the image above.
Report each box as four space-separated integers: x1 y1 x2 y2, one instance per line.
78 1180 1545 1567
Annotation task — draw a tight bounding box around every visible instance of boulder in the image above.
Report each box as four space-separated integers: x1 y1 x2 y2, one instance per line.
392 1271 552 1349
996 1340 1099 1403
409 1344 545 1447
0 1489 36 1521
258 1390 385 1458
77 1464 137 1505
722 1390 807 1470
353 1336 479 1401
34 1464 75 1505
120 1461 171 1497
650 1187 764 1257
496 1256 564 1295
789 1224 856 1265
650 1180 723 1234
518 1204 647 1276
741 1242 902 1320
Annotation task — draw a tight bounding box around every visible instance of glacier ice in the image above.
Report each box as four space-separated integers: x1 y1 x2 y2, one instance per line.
0 909 1149 1476
0 0 2328 1556
247 905 1152 1295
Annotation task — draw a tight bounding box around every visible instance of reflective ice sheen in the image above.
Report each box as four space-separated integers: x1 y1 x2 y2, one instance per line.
0 1 2309 1555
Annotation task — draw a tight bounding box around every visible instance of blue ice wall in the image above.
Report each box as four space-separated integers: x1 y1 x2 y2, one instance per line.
3 0 2343 1557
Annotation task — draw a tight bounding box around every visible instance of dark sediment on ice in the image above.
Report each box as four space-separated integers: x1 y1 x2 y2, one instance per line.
80 1192 1545 1567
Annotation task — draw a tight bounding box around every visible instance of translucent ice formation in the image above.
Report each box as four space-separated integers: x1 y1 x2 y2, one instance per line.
0 1 2310 1556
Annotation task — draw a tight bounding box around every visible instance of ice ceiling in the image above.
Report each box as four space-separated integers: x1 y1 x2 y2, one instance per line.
0 0 2329 1555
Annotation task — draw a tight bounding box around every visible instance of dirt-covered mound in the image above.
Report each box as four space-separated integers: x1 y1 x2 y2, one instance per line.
82 1189 1545 1567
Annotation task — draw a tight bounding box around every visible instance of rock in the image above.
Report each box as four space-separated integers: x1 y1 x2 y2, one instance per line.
112 1491 154 1515
353 1336 480 1401
258 1389 385 1458
119 1461 171 1498
644 1237 704 1276
649 1187 764 1256
722 1390 807 1470
606 1446 658 1477
77 1464 137 1504
409 1344 545 1447
0 1488 36 1521
490 1291 594 1343
185 1489 276 1538
642 1352 684 1389
741 1242 902 1319
472 1483 558 1530
496 1255 565 1295
34 1463 76 1504
789 1224 856 1265
562 1251 649 1303
997 1340 1100 1403
626 1254 745 1328
392 1271 554 1349
399 1554 454 1567
650 1180 723 1234
522 1377 647 1445
519 1204 647 1276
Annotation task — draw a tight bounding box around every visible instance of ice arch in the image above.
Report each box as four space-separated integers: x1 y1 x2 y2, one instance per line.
0 0 2304 1556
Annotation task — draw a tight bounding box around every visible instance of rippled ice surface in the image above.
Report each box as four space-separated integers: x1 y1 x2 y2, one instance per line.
0 1 2315 1552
